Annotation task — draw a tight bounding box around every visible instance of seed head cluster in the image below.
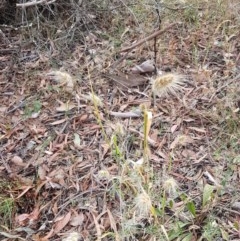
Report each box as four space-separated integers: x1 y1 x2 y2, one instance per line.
152 73 186 98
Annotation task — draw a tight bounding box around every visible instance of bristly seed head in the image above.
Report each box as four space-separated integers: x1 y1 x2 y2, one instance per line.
163 177 178 197
151 73 186 98
133 191 152 218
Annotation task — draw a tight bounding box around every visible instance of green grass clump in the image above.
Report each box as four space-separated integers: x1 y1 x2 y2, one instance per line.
0 180 17 229
0 197 15 227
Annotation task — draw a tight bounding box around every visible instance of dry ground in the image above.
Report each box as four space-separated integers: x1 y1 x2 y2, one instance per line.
0 0 240 240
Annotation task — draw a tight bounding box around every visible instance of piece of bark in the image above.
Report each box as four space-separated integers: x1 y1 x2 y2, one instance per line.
103 72 148 88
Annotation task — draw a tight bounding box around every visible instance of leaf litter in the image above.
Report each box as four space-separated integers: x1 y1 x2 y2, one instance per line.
0 1 240 240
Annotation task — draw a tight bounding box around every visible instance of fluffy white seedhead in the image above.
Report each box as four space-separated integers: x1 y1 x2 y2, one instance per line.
134 191 152 218
46 70 75 93
47 70 72 84
163 177 178 197
87 92 103 107
151 73 186 98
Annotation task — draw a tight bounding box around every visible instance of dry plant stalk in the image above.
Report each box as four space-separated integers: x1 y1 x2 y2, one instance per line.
120 22 181 53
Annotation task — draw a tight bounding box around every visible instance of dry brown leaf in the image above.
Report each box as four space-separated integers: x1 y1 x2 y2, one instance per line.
28 206 40 222
183 118 195 122
49 118 67 125
38 228 54 241
54 211 71 234
16 185 33 199
171 124 179 133
30 111 41 119
186 169 202 181
29 125 46 134
49 168 65 186
170 135 194 149
15 207 40 226
76 159 92 170
45 179 62 189
104 72 148 88
15 213 30 226
187 126 206 133
52 201 59 216
70 213 84 227
149 129 158 143
0 106 8 112
11 156 26 167
48 152 60 163
157 151 167 159
131 60 155 74
120 103 129 112
232 202 240 211
73 133 81 149
38 166 47 180
101 143 110 158
181 149 196 159
35 180 48 196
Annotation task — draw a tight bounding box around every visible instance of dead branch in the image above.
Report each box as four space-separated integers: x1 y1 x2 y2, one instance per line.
120 22 182 53
16 0 56 8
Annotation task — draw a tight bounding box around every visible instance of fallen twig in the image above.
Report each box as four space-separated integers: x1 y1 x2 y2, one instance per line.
120 22 181 53
17 0 56 8
109 110 142 118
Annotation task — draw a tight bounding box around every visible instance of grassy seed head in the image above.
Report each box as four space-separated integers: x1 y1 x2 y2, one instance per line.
151 73 186 98
134 191 152 218
163 177 178 196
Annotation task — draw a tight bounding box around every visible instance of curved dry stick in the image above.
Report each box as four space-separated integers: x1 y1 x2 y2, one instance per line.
120 22 182 53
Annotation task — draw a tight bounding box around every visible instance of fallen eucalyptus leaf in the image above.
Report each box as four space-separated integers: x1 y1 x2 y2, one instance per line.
131 60 155 74
73 133 81 148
